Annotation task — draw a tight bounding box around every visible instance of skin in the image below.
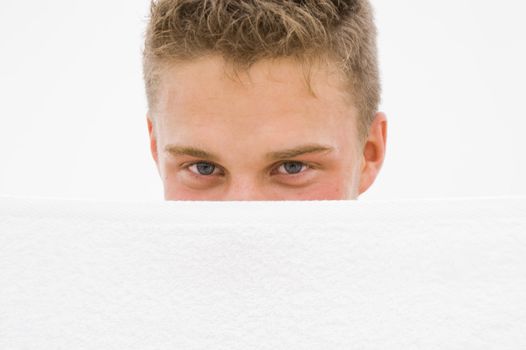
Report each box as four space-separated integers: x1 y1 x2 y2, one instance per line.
146 54 387 201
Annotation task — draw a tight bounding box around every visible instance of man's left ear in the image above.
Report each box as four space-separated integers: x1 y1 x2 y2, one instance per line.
358 112 388 195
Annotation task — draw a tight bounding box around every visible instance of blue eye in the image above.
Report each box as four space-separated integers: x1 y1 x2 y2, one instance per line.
276 161 308 175
189 162 217 176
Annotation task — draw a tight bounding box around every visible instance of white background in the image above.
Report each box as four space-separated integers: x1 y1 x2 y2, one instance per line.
0 0 524 201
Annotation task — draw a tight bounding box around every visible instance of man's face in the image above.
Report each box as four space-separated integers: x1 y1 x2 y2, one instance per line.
147 55 386 200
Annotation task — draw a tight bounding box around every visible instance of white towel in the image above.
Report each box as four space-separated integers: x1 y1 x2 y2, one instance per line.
1 195 525 349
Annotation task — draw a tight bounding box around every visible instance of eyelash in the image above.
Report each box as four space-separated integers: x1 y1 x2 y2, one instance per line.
182 161 313 179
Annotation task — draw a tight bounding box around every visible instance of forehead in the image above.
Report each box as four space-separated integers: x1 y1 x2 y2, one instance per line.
157 55 352 112
154 55 358 148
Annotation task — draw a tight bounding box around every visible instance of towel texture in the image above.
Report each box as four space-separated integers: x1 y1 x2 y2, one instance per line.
1 195 525 349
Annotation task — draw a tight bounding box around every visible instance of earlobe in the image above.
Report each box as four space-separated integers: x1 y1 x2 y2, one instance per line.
357 112 388 195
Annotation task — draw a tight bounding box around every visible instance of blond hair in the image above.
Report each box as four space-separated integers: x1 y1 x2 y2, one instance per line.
143 0 380 145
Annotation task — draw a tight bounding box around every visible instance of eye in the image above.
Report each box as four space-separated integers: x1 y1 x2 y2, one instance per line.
274 161 310 176
186 162 221 176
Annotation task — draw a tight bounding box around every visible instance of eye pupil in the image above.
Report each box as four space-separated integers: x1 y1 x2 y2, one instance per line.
196 162 215 175
283 162 303 174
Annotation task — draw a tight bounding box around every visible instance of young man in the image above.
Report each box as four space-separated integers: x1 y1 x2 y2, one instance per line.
143 0 387 200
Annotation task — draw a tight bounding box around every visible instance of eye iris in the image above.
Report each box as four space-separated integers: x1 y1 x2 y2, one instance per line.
283 162 303 174
196 162 215 175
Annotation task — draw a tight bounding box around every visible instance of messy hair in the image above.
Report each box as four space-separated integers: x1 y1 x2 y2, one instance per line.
143 0 381 145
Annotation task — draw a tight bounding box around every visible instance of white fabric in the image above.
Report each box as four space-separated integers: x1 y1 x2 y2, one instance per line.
1 195 525 349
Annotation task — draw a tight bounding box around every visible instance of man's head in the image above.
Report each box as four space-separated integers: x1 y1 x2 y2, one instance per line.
143 0 387 200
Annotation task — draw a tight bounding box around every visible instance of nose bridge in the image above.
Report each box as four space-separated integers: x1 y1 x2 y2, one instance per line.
223 175 265 201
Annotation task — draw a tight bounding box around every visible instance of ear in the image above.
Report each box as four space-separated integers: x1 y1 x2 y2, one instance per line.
147 115 159 166
358 112 388 195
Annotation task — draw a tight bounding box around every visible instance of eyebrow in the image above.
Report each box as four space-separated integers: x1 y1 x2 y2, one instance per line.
164 143 334 162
